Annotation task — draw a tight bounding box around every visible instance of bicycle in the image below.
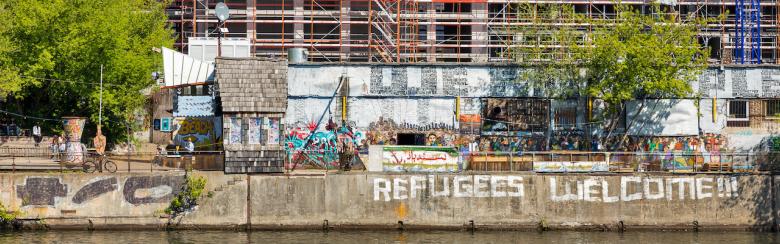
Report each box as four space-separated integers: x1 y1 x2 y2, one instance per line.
83 153 118 173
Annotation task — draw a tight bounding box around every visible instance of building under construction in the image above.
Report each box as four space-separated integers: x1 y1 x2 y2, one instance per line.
167 0 780 64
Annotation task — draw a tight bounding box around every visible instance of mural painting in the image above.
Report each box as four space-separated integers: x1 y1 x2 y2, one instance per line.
174 117 222 150
285 121 366 169
382 146 459 172
533 161 609 173
614 134 731 171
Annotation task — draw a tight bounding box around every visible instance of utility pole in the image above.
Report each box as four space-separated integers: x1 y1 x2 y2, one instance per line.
99 65 103 126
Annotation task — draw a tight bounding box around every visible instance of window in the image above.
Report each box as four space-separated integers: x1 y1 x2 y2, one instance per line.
266 118 280 145
727 100 750 127
229 117 242 144
728 100 748 119
248 118 263 145
554 105 577 129
766 100 780 118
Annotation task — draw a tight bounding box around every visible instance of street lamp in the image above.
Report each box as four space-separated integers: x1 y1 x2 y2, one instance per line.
215 3 230 58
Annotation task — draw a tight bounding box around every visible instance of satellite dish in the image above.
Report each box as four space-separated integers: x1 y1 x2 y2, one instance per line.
215 3 230 22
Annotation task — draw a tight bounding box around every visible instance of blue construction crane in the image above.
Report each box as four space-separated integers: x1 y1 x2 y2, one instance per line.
734 0 761 64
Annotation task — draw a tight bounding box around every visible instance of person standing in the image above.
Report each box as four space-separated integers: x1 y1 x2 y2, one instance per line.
185 137 195 153
50 135 60 159
93 126 107 156
32 124 42 147
185 138 196 170
93 126 107 172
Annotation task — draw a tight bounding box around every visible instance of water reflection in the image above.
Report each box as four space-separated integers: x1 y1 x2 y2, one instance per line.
0 230 777 243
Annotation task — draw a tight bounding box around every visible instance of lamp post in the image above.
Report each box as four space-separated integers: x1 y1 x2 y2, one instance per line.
215 3 230 58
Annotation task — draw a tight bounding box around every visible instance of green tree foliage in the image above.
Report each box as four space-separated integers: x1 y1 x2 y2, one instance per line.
508 3 713 148
0 0 174 144
505 3 587 98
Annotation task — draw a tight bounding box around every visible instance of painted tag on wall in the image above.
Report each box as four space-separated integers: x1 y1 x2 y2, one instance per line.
533 161 609 173
382 146 459 172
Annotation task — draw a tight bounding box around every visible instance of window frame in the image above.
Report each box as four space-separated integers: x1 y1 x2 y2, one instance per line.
727 100 749 121
765 99 780 119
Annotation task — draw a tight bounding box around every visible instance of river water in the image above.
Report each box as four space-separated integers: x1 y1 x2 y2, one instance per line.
0 230 778 243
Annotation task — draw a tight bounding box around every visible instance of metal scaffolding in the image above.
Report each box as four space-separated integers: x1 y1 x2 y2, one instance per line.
166 0 780 64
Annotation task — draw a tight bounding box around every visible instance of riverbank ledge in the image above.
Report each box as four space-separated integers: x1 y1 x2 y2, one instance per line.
0 172 776 231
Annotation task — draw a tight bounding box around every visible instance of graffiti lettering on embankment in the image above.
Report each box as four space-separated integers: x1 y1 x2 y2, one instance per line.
372 175 739 202
11 175 183 207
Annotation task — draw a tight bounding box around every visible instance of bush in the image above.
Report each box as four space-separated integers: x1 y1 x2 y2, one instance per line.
164 175 207 217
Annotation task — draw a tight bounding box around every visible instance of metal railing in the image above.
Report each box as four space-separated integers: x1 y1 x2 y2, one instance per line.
0 148 225 173
465 151 780 173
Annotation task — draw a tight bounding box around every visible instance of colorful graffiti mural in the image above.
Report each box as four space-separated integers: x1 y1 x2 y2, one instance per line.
174 117 222 150
533 161 609 173
285 121 366 169
382 146 459 172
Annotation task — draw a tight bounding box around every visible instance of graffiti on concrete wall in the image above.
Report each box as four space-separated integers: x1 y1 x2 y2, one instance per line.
548 176 738 202
16 178 68 206
123 175 184 205
373 175 526 201
382 146 459 172
12 175 184 207
372 175 740 202
72 177 118 204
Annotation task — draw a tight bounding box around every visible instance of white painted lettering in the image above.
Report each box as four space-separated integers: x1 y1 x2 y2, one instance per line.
621 176 643 201
393 178 408 200
490 176 507 197
453 176 473 197
429 175 451 197
550 178 578 201
507 176 524 197
410 176 427 198
474 175 490 198
373 178 391 201
601 180 619 203
583 179 600 202
643 178 665 200
696 178 713 199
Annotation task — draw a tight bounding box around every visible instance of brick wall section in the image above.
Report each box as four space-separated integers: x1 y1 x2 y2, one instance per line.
216 57 288 173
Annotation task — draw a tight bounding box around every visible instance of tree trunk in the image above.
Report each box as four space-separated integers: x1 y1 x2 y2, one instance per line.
602 102 624 150
616 100 648 151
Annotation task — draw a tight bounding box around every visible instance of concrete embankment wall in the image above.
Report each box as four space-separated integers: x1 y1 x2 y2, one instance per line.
0 172 777 230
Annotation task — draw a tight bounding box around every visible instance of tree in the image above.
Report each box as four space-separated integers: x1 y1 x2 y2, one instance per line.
508 3 713 149
0 0 174 144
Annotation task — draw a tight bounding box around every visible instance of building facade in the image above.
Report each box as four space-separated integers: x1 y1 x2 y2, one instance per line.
168 0 780 63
